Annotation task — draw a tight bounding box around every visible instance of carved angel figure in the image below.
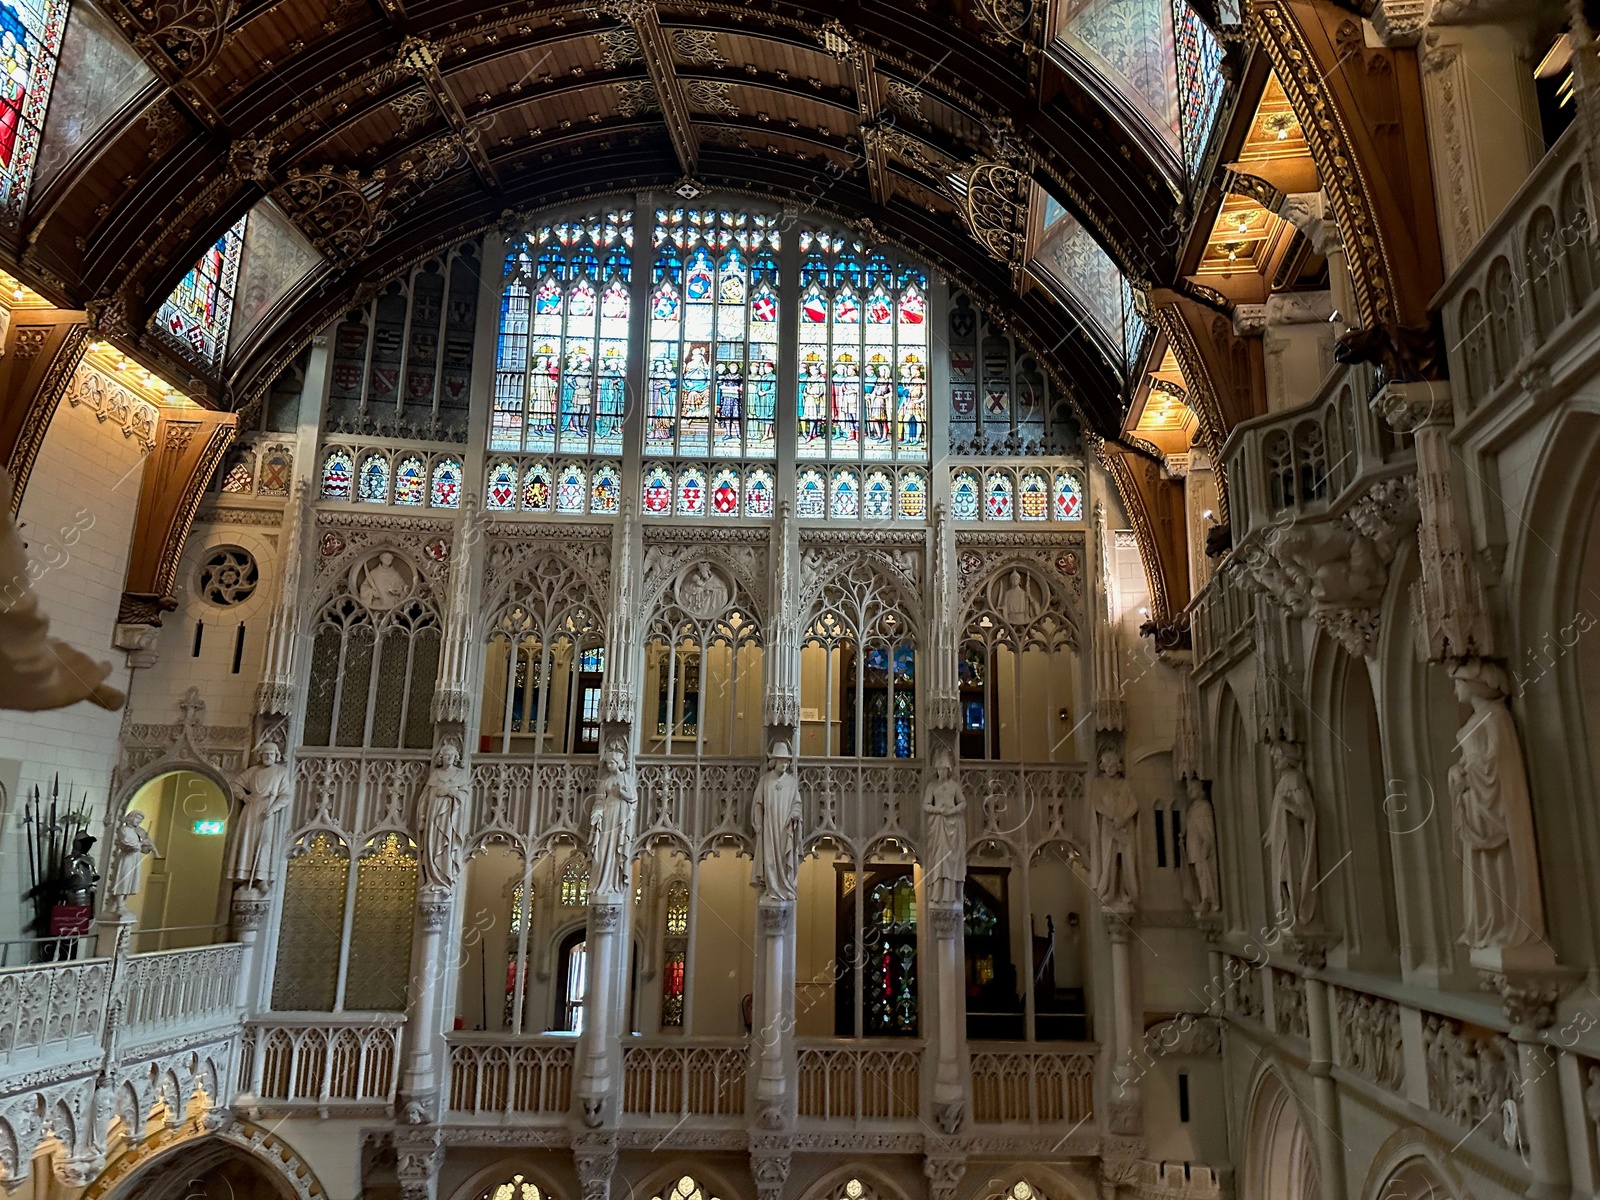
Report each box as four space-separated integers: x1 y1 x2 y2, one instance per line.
229 742 293 887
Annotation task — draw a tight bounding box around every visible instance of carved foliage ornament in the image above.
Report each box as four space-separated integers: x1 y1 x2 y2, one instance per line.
110 0 236 77
958 161 1030 269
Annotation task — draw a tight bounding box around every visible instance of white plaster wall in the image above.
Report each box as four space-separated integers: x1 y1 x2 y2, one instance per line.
0 392 147 941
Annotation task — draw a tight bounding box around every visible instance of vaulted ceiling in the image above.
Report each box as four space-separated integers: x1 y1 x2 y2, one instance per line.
11 0 1202 440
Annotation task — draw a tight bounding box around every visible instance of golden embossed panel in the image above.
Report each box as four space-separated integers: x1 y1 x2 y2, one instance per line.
344 832 419 1012
270 832 350 1011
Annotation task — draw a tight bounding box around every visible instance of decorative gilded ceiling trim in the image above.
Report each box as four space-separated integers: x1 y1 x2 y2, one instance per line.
4 321 88 515
1148 301 1230 526
606 0 700 175
1249 0 1395 331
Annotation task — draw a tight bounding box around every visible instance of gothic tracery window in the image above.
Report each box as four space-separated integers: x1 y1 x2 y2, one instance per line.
660 877 690 1028
800 557 918 758
645 561 763 755
302 552 441 750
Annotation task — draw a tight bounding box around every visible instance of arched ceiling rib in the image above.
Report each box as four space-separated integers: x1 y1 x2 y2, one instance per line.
11 0 1193 442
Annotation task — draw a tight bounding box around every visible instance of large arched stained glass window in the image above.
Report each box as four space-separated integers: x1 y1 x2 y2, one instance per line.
797 231 928 463
493 210 632 456
153 215 248 370
0 0 68 221
647 207 780 458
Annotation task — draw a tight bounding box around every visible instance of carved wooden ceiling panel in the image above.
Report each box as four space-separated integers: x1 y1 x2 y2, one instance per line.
7 0 1213 444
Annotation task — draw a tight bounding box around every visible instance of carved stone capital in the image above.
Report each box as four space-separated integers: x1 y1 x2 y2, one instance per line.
393 1128 443 1200
928 906 962 939
749 1142 792 1200
1232 304 1268 336
590 903 623 934
113 621 161 668
417 884 452 932
574 1134 618 1200
758 901 794 934
923 1154 966 1200
1480 968 1578 1032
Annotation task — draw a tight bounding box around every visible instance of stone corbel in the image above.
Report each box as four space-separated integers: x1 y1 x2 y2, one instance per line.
1277 191 1342 258
923 1154 966 1200
1239 475 1419 658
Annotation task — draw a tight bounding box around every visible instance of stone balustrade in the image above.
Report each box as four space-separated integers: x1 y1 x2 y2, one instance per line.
241 1014 404 1112
1437 116 1600 417
0 944 245 1190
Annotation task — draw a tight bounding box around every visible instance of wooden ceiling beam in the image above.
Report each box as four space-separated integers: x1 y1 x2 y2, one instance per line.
398 36 501 192
612 1 699 177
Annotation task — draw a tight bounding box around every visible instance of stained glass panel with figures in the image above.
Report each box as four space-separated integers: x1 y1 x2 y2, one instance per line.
154 215 248 370
493 210 632 455
797 231 928 462
0 0 68 219
648 208 780 459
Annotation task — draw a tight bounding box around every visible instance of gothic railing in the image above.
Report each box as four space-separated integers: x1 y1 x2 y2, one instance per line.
0 956 111 1078
1189 556 1254 670
621 1038 749 1118
968 1046 1095 1125
292 749 432 840
242 1015 404 1110
1437 116 1600 416
120 943 243 1043
446 1034 574 1117
467 757 1088 863
958 762 1087 858
795 1040 922 1122
1221 359 1411 548
0 947 245 1191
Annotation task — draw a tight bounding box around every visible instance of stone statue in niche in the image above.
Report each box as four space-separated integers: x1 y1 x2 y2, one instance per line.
419 743 471 889
1267 741 1318 928
354 551 411 610
106 811 157 915
589 737 637 899
1447 659 1545 955
922 746 966 907
751 739 801 903
1181 777 1221 917
229 742 293 887
1091 749 1139 908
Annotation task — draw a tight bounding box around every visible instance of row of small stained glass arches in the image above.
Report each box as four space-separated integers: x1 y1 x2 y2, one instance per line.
319 447 1083 523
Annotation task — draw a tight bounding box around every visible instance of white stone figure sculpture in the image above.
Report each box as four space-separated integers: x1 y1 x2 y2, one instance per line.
922 746 966 906
589 739 637 898
1001 569 1033 625
1182 777 1221 917
1091 749 1140 908
0 468 125 711
229 742 293 886
356 551 409 610
1266 741 1318 928
419 743 471 889
1448 659 1544 954
751 740 801 903
106 811 157 912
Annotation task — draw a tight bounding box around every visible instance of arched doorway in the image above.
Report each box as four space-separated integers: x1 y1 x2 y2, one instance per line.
90 1129 313 1200
122 770 232 949
1243 1071 1318 1200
